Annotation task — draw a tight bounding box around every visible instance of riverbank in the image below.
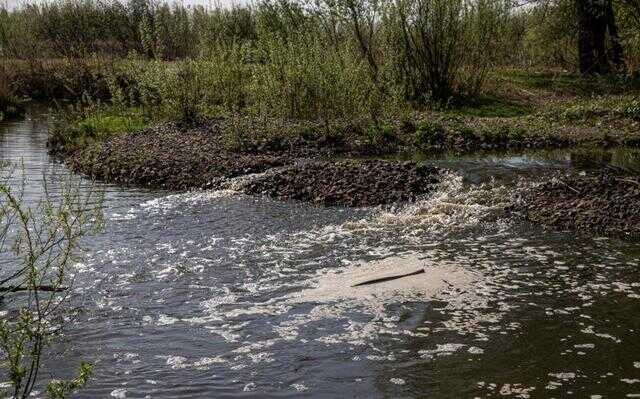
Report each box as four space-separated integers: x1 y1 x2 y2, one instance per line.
516 170 640 238
62 119 442 206
58 114 640 237
42 68 640 234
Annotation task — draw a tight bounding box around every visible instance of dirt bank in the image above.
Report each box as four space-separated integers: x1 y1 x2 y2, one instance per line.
517 171 640 237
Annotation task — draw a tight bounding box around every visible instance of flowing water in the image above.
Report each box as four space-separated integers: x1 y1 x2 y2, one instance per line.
1 109 640 398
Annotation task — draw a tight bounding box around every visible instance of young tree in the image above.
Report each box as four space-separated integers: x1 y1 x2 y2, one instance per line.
0 166 102 398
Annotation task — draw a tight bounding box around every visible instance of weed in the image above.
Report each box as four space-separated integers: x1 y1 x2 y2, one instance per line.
415 121 446 147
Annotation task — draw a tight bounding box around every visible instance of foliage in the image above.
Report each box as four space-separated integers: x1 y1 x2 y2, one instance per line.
3 0 640 131
0 63 25 121
0 166 103 398
391 0 509 103
45 363 93 399
49 104 149 153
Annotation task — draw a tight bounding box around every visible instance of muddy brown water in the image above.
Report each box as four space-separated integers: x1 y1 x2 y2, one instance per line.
1 109 639 398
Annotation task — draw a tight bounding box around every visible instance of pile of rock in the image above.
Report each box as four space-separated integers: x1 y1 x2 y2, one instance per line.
69 123 287 190
242 160 440 207
519 171 640 237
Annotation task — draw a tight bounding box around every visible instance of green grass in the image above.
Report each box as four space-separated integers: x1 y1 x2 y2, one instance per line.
49 107 149 154
73 112 148 138
446 96 533 118
495 69 640 96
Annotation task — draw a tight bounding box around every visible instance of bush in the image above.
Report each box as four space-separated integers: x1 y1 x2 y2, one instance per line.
251 35 375 120
0 166 102 398
0 64 25 121
366 124 396 144
415 121 446 147
393 0 508 104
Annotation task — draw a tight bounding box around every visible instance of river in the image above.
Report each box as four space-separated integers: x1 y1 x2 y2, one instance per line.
1 109 639 398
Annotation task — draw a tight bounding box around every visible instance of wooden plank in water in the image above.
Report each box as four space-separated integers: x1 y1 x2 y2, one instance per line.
351 268 425 287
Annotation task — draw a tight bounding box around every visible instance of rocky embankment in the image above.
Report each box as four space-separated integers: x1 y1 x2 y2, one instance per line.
518 171 640 237
243 160 439 207
68 123 288 190
67 122 441 206
66 119 640 236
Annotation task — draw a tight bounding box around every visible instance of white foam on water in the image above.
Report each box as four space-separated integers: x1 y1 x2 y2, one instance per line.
288 254 479 304
290 383 308 392
67 168 640 396
139 189 241 215
110 388 127 398
418 343 466 359
348 172 514 234
549 372 577 380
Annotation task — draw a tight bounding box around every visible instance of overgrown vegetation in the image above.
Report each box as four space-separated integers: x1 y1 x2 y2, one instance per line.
0 64 25 121
0 166 103 398
1 0 640 151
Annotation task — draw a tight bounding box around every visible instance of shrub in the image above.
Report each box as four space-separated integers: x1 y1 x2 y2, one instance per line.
250 37 370 120
415 121 446 147
366 124 396 144
0 166 102 398
0 64 25 121
393 0 508 104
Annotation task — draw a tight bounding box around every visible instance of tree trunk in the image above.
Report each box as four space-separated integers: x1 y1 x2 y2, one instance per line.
605 0 625 68
577 0 607 74
576 0 625 74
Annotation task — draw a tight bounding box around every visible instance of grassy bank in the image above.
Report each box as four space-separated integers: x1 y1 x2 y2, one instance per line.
46 67 640 158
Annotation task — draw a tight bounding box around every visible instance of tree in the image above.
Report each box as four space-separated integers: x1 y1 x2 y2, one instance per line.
576 0 624 74
0 166 102 398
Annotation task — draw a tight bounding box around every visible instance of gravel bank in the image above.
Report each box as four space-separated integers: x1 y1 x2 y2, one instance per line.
518 171 640 237
242 160 440 207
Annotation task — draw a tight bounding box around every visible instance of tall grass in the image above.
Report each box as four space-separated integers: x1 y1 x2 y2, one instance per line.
0 63 25 120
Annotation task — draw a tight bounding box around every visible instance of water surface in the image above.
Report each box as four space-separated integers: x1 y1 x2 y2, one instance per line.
1 110 639 398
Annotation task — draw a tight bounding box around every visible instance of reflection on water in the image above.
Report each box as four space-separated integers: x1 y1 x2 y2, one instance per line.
1 110 639 398
406 146 640 183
